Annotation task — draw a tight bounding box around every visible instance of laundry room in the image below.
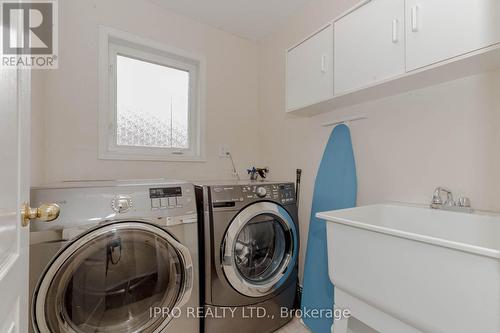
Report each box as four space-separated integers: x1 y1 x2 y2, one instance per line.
1 0 499 333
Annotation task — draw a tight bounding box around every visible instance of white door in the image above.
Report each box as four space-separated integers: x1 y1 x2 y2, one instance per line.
0 65 31 331
406 0 500 71
286 24 334 112
334 0 405 94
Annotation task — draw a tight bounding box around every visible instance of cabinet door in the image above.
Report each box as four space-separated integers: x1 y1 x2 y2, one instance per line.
406 0 500 71
286 24 333 112
334 0 405 94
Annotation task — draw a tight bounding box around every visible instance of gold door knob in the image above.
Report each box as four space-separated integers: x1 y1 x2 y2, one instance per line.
21 202 60 227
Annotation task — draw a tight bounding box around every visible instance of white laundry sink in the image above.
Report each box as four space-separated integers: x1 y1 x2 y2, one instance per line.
317 204 500 333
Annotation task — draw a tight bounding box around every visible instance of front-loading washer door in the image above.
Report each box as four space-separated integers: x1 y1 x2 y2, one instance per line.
222 202 298 298
32 221 193 333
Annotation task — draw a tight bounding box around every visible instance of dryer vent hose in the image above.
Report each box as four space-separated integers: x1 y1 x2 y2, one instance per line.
295 169 302 208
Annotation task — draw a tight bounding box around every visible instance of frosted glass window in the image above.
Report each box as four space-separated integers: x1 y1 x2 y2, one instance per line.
99 28 203 161
116 55 190 149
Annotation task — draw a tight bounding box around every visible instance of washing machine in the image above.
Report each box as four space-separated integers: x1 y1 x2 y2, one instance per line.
195 181 299 333
29 179 199 333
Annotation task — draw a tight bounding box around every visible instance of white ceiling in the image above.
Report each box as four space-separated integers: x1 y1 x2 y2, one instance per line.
149 0 310 41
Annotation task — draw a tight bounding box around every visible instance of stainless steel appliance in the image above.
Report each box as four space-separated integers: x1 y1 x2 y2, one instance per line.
29 180 199 333
195 181 299 333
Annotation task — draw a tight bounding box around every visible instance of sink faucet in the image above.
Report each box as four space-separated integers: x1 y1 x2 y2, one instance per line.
430 187 473 213
431 187 454 207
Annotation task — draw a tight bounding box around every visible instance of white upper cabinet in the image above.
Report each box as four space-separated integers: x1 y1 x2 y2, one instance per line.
286 24 334 112
406 0 500 71
286 0 500 115
334 0 405 94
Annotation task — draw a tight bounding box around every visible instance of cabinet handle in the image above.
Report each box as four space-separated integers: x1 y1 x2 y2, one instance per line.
392 19 399 43
411 5 419 32
321 54 327 73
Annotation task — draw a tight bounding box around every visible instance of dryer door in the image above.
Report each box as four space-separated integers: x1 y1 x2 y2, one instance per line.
32 221 193 333
222 202 298 298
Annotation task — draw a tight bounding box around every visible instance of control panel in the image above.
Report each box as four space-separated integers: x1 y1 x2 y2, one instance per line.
210 183 296 206
278 183 296 204
149 186 183 210
242 184 278 200
31 182 197 234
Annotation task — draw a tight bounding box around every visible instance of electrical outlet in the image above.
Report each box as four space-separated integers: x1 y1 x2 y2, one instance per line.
218 144 230 157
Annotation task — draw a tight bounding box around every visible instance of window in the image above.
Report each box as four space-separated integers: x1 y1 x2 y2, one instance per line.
99 27 205 161
116 55 189 149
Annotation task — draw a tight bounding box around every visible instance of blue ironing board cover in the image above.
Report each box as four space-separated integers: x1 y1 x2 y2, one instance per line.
301 124 357 333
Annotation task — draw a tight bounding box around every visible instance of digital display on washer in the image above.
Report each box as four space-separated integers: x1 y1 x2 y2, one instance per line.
279 184 295 203
149 187 182 198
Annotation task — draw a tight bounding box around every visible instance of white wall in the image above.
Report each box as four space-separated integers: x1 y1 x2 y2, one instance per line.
259 0 500 283
31 0 260 185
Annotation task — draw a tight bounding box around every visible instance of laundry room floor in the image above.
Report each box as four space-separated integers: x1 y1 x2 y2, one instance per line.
274 318 311 333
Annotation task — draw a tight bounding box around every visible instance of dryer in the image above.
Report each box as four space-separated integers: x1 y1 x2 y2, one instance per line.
195 181 299 333
29 179 199 333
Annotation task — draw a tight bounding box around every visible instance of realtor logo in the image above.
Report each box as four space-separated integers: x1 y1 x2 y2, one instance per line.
1 0 58 68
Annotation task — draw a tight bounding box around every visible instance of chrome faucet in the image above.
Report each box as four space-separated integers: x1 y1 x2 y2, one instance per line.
430 187 473 213
431 187 454 207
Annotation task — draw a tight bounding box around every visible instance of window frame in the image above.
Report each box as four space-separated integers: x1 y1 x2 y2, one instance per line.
98 26 206 161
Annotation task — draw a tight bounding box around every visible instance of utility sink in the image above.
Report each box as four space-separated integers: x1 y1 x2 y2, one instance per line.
317 204 500 333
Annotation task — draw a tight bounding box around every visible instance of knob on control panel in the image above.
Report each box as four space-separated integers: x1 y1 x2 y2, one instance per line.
111 195 133 213
256 187 267 198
